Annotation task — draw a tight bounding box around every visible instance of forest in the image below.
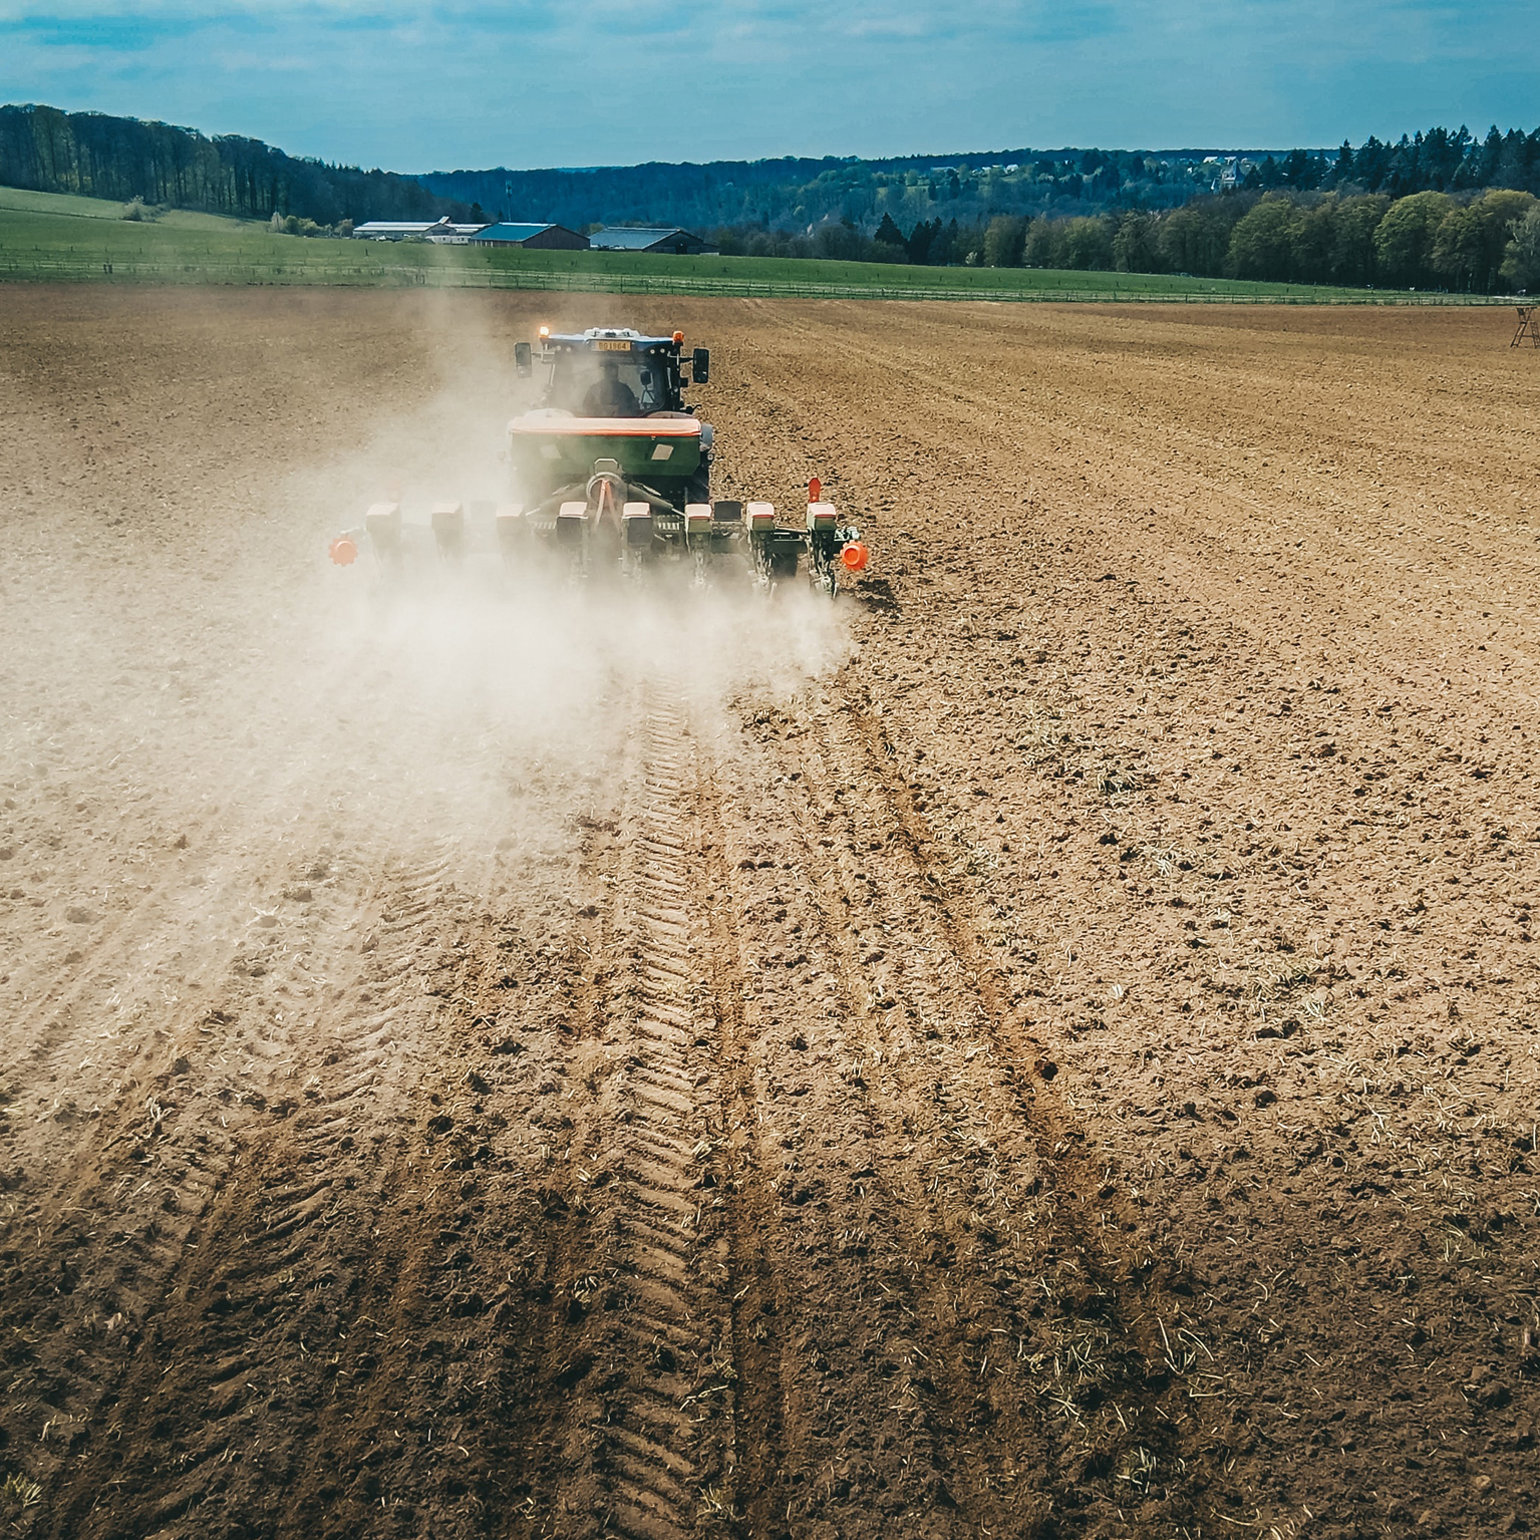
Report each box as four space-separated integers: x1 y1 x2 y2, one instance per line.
0 103 465 226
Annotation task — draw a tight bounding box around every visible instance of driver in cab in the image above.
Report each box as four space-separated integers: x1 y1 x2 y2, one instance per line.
582 358 640 418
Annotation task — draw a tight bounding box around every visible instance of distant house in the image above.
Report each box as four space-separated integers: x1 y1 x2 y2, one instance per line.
470 222 589 250
589 227 710 256
352 217 489 243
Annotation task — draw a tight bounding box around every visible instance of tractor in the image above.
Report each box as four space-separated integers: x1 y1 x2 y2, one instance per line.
329 325 868 595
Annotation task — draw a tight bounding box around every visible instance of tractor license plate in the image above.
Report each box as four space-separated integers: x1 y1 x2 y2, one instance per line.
595 339 632 351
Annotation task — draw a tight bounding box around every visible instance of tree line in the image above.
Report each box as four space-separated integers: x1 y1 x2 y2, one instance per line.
713 188 1540 293
427 124 1540 242
0 104 465 225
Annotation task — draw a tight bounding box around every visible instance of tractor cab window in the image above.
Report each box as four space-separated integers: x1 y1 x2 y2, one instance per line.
551 350 674 417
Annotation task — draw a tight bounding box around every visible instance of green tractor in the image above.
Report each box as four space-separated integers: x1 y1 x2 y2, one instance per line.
329 325 868 595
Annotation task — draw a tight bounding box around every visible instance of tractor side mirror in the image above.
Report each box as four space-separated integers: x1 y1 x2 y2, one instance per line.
514 341 532 377
691 347 710 385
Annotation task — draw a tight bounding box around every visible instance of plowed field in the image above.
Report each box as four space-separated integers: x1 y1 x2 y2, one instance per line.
2 288 1537 1540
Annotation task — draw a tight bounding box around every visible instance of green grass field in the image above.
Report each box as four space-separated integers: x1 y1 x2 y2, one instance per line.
0 183 1507 304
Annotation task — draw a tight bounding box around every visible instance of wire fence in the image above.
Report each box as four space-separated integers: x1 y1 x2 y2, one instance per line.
0 253 1521 306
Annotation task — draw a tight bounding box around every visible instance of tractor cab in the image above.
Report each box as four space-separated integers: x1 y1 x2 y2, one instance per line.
507 326 715 514
516 327 709 419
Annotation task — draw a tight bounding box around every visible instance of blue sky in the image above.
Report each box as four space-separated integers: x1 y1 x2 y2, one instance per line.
1 1 1537 171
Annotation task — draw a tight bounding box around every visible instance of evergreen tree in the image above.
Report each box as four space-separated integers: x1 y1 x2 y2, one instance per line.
905 218 940 265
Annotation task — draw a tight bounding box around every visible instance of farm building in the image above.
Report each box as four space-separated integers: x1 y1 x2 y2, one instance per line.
352 218 489 243
589 227 710 255
469 223 590 250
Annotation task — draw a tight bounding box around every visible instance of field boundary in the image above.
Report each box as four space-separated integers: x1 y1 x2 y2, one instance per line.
0 252 1519 304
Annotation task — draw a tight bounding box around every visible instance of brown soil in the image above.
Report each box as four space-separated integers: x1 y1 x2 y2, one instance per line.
1 287 1537 1540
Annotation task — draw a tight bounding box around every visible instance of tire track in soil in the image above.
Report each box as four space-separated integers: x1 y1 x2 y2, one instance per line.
220 811 610 1539
809 678 1211 1516
0 847 366 1517
0 821 230 1155
703 739 1065 1537
495 801 629 1538
511 685 741 1540
600 696 727 1539
698 717 1036 1536
33 842 477 1539
719 677 1208 1534
692 796 795 1540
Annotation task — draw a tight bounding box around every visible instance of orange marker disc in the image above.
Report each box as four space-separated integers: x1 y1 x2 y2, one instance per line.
840 541 869 572
329 535 358 566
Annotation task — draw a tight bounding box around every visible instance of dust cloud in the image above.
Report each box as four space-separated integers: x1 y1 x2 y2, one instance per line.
2 359 850 886
0 341 849 1179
